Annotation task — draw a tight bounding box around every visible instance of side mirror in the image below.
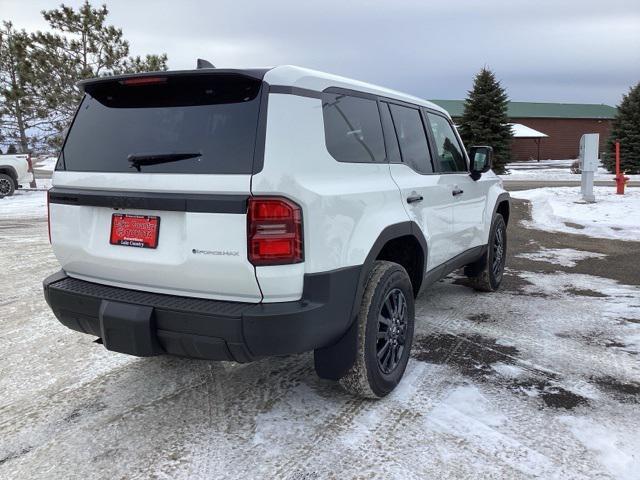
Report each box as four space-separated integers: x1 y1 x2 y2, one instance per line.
468 145 493 181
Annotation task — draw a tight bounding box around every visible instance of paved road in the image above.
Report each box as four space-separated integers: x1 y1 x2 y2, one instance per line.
1 192 639 479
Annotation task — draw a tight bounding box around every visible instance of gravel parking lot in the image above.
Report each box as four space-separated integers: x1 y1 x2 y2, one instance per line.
1 190 639 479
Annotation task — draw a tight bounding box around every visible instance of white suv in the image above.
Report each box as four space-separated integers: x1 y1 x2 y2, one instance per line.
43 66 509 398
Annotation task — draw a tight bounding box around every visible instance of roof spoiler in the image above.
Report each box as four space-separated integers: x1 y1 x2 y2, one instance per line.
76 68 270 91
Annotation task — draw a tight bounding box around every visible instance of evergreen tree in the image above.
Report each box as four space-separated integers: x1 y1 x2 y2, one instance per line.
0 22 50 153
1 2 168 152
118 54 169 75
604 81 640 174
31 1 168 147
459 68 512 174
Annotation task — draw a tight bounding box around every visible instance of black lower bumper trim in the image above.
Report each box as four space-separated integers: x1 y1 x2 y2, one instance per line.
43 267 360 362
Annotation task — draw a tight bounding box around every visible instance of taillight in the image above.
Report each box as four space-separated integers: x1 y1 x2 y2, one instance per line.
248 197 303 266
47 189 51 243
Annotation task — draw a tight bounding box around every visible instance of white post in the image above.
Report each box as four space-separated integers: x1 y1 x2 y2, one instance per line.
579 134 599 203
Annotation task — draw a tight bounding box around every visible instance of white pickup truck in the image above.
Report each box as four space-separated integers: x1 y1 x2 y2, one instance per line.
0 154 33 197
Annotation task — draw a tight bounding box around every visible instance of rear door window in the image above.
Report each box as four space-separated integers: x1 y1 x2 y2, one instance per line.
322 93 386 163
388 104 433 174
60 74 263 174
426 112 468 173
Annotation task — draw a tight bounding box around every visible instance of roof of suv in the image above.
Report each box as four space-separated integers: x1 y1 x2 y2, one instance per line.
263 66 448 115
77 65 448 117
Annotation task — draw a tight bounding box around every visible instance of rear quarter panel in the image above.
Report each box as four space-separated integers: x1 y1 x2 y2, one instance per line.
251 93 409 301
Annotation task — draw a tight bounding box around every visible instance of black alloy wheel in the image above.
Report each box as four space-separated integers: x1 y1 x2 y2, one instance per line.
492 226 505 281
376 288 408 375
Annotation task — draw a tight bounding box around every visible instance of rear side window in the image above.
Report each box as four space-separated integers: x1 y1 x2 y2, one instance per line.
388 104 433 174
426 113 467 172
60 74 263 174
379 103 401 163
322 93 385 163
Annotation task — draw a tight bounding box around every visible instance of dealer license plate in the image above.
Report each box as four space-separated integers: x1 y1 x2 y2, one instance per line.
110 214 160 249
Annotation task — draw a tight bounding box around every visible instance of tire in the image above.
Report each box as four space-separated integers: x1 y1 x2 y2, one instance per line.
339 261 415 399
464 213 507 292
0 173 15 198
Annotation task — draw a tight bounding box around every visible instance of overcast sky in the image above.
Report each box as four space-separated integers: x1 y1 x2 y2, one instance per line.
2 0 639 105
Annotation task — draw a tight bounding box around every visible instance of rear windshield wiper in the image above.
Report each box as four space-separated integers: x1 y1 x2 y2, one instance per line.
128 152 202 172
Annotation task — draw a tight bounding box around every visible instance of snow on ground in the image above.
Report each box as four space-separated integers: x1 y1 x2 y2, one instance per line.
0 189 47 220
516 247 606 267
33 156 58 172
20 178 51 191
559 416 638 480
1 188 640 479
511 187 640 241
501 159 640 182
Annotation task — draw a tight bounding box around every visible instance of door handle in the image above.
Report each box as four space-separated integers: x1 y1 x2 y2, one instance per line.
452 188 464 197
406 194 424 204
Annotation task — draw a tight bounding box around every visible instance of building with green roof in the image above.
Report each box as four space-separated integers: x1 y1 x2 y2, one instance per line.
430 100 617 161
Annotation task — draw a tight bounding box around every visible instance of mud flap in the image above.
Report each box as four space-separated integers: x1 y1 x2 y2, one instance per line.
99 300 161 356
313 317 358 380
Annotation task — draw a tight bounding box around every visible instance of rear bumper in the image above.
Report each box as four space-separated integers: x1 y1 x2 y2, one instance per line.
43 267 360 362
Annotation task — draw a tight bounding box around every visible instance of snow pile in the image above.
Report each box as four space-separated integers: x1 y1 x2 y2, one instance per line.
0 190 47 219
511 187 640 241
516 247 606 267
501 159 640 182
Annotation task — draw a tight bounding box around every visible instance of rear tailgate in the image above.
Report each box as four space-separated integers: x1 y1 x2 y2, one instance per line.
49 72 266 302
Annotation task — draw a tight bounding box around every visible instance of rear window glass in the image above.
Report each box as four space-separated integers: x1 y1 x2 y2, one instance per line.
60 74 263 174
322 93 385 163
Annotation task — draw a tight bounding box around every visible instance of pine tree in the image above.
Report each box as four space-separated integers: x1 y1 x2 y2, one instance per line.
604 82 640 174
31 1 168 148
1 3 168 152
117 54 169 75
459 68 513 174
0 22 50 153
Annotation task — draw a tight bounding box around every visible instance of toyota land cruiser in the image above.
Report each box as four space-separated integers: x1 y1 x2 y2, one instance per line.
43 65 510 398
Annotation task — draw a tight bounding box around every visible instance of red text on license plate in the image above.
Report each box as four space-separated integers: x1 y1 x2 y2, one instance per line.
110 214 160 249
